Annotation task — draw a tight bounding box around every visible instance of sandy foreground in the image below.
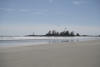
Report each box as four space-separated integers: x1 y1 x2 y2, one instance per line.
0 40 100 67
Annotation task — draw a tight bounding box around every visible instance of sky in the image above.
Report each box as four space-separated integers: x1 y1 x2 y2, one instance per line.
0 0 100 36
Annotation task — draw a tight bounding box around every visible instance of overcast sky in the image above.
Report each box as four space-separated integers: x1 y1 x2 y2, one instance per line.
0 0 100 36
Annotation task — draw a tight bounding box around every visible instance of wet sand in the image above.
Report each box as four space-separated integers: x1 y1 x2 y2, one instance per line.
0 40 100 67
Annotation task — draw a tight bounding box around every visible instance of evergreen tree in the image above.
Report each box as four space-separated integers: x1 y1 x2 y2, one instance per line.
70 31 75 36
46 30 52 36
76 33 80 36
52 30 56 36
65 31 70 36
60 31 65 36
45 29 79 36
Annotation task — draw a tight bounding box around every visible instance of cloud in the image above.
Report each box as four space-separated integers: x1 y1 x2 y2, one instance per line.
32 12 45 15
19 9 30 12
73 1 80 5
49 0 53 3
0 8 16 12
31 9 48 15
72 0 87 5
0 8 48 15
67 25 100 35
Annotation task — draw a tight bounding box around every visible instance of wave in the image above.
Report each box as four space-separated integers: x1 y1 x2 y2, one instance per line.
0 36 99 41
0 36 100 47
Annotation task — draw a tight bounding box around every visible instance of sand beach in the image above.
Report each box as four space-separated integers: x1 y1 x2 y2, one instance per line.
0 40 100 67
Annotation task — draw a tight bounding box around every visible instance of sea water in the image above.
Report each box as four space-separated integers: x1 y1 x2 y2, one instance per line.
0 36 100 47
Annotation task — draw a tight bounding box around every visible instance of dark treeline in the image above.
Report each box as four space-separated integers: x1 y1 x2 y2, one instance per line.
27 28 80 37
45 30 80 36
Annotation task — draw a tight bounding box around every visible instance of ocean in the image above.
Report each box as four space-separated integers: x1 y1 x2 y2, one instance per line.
0 36 100 47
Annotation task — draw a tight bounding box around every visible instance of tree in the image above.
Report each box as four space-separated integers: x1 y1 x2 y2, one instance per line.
70 31 75 36
76 33 80 36
60 31 65 36
46 30 52 36
65 31 70 36
32 32 35 35
52 30 56 36
45 29 79 36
